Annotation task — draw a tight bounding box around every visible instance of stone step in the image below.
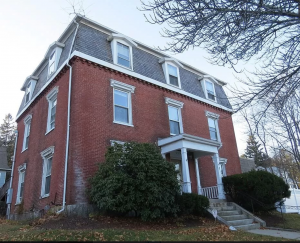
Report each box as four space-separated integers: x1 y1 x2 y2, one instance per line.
210 206 235 211
209 199 232 208
234 223 260 230
227 219 254 226
218 210 241 216
221 214 248 221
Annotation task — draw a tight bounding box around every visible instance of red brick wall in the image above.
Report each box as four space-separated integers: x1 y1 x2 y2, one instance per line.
12 57 241 212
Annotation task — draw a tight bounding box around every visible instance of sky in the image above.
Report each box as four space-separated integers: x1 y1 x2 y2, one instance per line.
0 0 251 155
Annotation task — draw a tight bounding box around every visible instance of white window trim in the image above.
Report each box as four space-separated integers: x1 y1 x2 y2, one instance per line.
110 140 125 146
107 34 137 71
160 60 182 89
203 79 217 102
22 114 32 152
165 97 184 135
24 78 38 105
46 86 59 134
111 79 135 127
40 146 54 198
47 43 64 79
219 158 227 177
205 110 221 142
16 163 26 205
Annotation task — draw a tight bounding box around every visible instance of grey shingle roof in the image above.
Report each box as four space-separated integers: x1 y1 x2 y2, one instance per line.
0 147 10 171
17 16 232 118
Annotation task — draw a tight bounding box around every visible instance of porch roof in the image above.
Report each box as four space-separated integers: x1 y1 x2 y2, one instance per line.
158 133 221 157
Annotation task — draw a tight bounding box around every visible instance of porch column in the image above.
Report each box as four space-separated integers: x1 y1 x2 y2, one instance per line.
181 148 191 193
213 154 226 199
195 158 202 195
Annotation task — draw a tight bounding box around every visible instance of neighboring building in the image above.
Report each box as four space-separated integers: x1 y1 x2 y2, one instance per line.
240 157 255 173
8 15 241 218
0 147 10 188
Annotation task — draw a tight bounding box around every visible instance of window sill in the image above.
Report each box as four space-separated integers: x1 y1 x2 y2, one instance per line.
167 83 182 90
114 62 133 72
113 121 134 127
21 148 28 153
40 194 49 199
15 202 22 206
45 127 55 135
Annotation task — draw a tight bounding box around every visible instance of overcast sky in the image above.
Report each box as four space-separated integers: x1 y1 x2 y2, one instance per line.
0 0 251 155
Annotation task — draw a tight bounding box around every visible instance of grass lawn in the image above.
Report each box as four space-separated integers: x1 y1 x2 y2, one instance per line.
0 216 293 241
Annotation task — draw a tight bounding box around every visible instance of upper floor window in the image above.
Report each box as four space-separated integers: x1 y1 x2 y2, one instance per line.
40 146 54 198
46 87 59 133
205 111 221 142
159 58 183 89
107 34 137 71
111 79 135 126
205 80 216 101
165 97 184 136
25 82 31 104
22 114 32 151
48 51 56 76
117 42 131 68
16 163 26 204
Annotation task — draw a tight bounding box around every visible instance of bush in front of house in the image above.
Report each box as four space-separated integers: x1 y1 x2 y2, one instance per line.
176 193 209 216
88 142 181 221
222 170 291 211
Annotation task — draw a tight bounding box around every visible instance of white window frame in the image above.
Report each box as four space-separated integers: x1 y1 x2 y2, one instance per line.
111 79 135 127
48 50 57 77
25 81 31 104
219 158 227 177
160 58 183 89
107 34 137 71
22 114 32 152
205 111 221 142
203 79 217 102
16 163 26 205
40 146 54 198
165 97 184 136
46 86 59 134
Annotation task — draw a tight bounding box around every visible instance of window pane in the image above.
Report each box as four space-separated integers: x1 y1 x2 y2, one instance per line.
117 43 130 67
25 92 30 103
170 120 180 135
115 106 129 123
168 106 179 121
207 92 215 100
25 136 29 149
45 175 51 195
46 158 52 176
209 128 217 140
208 118 216 128
118 57 130 68
114 90 128 107
49 62 55 75
168 64 178 77
169 75 179 86
20 182 24 200
206 81 214 92
49 51 55 62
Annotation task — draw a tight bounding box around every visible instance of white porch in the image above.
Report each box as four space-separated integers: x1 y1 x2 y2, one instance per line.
158 133 226 199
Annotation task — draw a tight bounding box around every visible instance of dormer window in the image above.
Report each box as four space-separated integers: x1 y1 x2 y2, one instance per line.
159 58 183 89
21 76 38 105
205 80 216 101
48 51 56 76
25 82 31 104
107 33 137 70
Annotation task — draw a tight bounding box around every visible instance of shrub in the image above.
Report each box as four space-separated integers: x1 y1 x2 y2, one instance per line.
176 193 209 216
223 170 291 211
88 142 181 221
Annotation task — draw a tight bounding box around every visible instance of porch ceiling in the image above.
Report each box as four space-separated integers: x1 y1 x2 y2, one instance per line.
158 133 221 155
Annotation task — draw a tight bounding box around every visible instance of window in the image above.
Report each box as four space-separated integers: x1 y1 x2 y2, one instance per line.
111 79 135 126
205 80 216 101
218 158 227 177
25 82 31 104
46 87 59 133
22 114 32 151
40 146 54 198
16 163 26 204
117 42 130 68
205 111 221 142
48 51 56 76
165 97 184 135
168 64 179 86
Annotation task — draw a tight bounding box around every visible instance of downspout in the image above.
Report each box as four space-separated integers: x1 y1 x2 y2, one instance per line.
57 18 79 214
6 130 19 219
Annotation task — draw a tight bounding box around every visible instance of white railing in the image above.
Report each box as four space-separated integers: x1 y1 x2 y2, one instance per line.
201 186 218 199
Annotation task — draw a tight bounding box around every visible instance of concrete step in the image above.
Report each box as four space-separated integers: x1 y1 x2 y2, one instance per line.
234 223 260 230
211 206 235 211
221 214 248 221
209 199 232 208
218 210 241 216
227 219 254 226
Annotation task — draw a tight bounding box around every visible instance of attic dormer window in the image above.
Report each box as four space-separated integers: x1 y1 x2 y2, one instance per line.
159 58 183 89
117 42 130 68
168 64 179 87
205 80 216 101
25 82 31 104
48 51 56 76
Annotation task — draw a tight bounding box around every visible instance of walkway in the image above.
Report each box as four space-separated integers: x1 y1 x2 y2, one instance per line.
247 229 300 240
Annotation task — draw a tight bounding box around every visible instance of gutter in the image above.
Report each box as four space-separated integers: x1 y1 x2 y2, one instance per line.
57 17 80 214
6 130 19 219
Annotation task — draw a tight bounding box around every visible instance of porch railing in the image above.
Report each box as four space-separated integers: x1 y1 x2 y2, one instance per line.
201 186 218 199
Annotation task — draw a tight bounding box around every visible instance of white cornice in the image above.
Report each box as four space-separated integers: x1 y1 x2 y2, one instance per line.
110 79 135 93
107 33 138 47
205 110 220 120
18 163 26 172
23 114 32 124
40 146 55 159
165 97 184 108
159 58 184 68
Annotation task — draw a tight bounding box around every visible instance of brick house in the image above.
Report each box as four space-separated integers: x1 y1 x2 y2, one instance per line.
7 15 241 218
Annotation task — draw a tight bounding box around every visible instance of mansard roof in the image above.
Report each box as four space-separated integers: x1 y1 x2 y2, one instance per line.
17 15 232 119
